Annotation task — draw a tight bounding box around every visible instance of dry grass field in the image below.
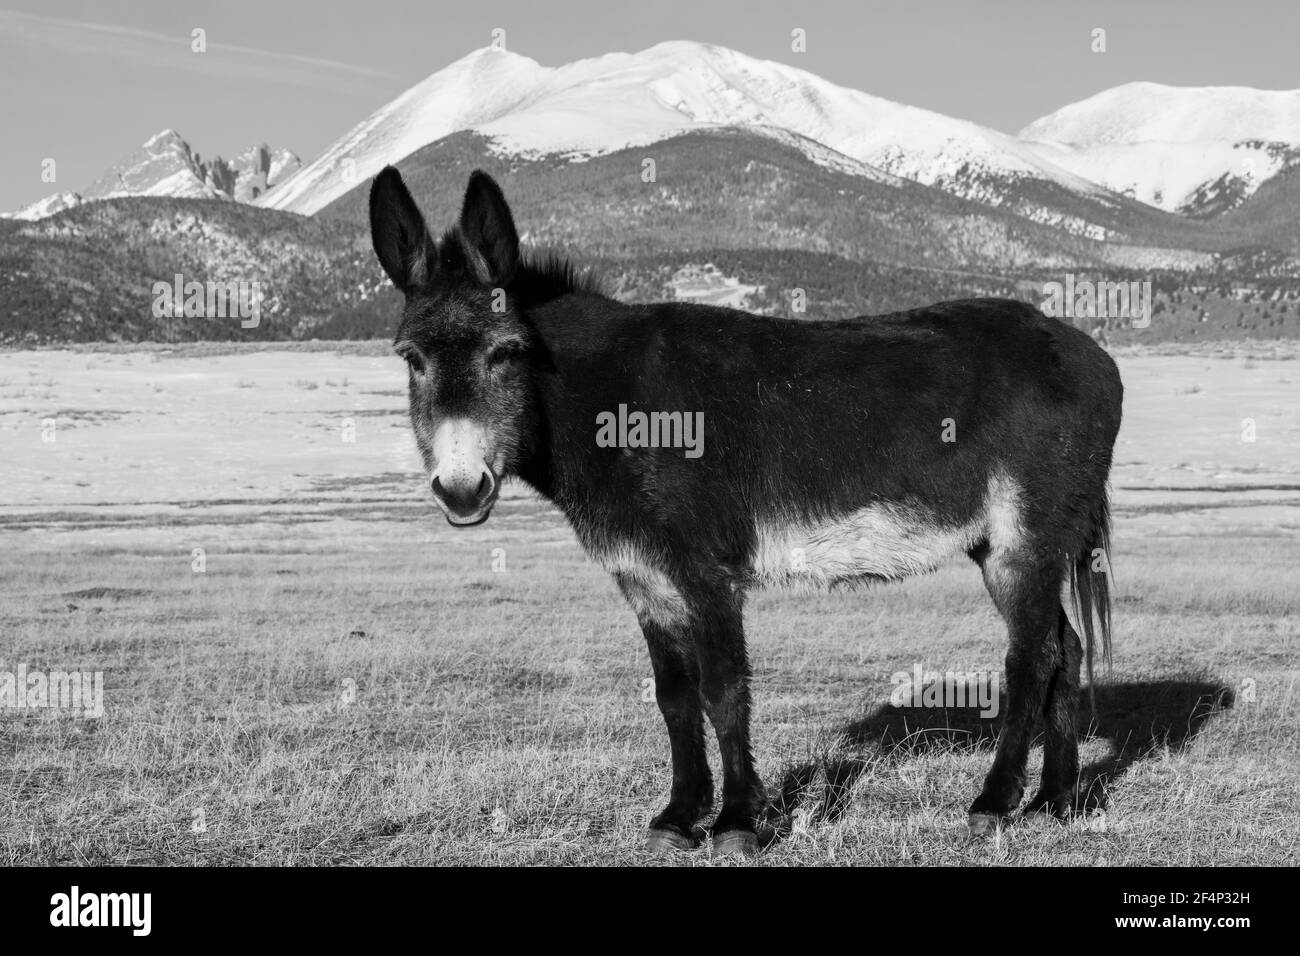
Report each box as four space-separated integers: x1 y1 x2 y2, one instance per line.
1 343 1297 865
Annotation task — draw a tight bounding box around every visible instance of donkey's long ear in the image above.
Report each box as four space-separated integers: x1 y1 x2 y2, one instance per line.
458 170 519 286
369 166 433 295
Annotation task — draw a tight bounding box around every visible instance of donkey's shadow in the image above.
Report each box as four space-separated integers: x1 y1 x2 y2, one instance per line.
770 678 1234 828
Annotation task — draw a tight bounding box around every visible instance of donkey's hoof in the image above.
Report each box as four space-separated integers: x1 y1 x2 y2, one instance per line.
1024 792 1073 821
645 827 699 853
966 812 1005 839
711 829 761 858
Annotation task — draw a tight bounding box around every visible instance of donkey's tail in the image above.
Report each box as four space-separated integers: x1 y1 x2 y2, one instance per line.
1069 491 1113 709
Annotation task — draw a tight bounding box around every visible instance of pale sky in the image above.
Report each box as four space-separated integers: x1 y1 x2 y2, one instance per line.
1 0 1297 210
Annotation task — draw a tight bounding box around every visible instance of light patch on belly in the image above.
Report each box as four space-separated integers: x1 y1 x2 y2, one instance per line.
751 473 1024 589
593 542 690 630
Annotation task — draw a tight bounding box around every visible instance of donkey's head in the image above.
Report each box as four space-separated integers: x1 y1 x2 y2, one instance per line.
370 167 539 527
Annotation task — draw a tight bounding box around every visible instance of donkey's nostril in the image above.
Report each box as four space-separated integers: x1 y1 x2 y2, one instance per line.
431 470 495 519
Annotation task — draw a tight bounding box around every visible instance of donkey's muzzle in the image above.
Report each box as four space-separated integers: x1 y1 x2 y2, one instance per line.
431 469 498 526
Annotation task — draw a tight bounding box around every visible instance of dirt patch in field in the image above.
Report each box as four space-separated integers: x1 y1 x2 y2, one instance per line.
60 586 151 600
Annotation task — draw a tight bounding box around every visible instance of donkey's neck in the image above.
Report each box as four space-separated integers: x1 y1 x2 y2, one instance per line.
512 291 633 504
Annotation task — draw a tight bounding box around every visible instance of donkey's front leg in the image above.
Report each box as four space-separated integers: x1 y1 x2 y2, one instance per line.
691 586 767 857
639 619 714 851
615 571 714 851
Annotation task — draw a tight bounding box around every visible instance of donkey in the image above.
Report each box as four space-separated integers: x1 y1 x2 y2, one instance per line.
370 166 1123 856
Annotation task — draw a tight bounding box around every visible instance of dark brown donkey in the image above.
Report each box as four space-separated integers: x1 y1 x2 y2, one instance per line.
369 166 1123 856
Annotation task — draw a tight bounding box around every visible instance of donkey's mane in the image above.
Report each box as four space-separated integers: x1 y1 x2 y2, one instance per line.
508 249 605 307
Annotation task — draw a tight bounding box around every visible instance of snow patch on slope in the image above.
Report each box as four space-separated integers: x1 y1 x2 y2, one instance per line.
7 192 85 221
669 263 761 309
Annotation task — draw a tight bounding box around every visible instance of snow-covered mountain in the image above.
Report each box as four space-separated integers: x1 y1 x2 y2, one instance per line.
82 129 231 202
224 143 303 202
8 130 301 220
5 191 85 221
260 41 1115 218
1019 82 1300 215
10 43 1296 233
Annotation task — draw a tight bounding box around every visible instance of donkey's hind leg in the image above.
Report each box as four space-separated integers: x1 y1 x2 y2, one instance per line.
1024 607 1084 819
968 547 1066 835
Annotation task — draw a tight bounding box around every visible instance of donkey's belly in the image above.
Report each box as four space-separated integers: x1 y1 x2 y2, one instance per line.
587 474 1025 626
750 474 1024 589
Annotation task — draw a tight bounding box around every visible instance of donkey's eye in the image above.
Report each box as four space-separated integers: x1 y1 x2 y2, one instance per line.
397 348 425 374
487 345 519 368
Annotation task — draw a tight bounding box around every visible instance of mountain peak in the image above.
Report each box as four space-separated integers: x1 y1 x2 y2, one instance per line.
435 44 543 76
1018 82 1300 213
7 130 302 218
143 128 187 148
637 39 730 59
1021 82 1300 145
